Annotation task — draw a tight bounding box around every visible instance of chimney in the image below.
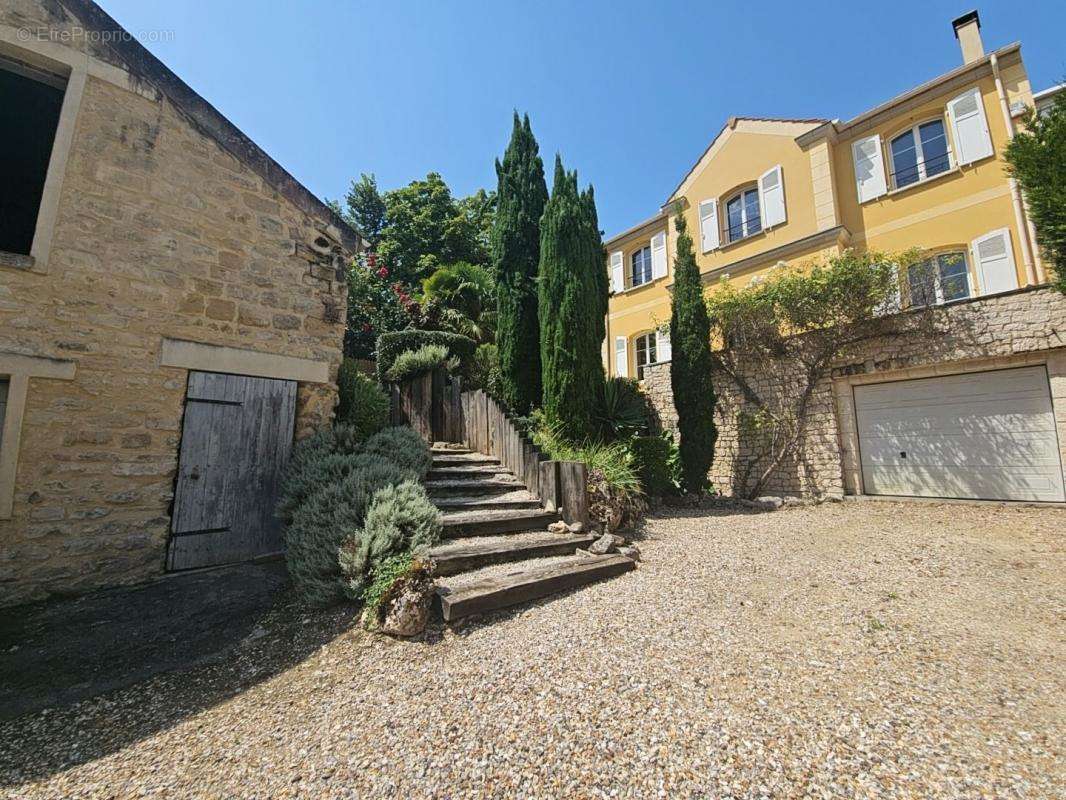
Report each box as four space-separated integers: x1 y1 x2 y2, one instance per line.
952 10 985 64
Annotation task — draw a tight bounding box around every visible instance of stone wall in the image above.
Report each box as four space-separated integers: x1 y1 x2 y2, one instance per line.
643 287 1066 499
0 1 352 604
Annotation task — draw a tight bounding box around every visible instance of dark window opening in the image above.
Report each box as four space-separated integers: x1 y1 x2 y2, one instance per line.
0 59 66 256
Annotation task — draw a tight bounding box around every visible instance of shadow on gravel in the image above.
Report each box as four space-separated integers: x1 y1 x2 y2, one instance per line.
0 562 356 788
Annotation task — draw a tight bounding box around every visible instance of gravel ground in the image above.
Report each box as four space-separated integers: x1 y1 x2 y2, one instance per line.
1 501 1063 799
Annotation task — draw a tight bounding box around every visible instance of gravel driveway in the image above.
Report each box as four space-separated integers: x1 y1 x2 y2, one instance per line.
1 501 1062 798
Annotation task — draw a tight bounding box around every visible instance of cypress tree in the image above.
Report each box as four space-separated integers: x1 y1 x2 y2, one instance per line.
538 156 606 439
492 113 548 413
669 209 718 492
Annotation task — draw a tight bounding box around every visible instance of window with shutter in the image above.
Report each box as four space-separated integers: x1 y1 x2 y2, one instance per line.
609 250 624 293
947 88 993 166
758 165 786 228
614 337 628 377
634 332 658 380
971 228 1017 296
630 246 653 287
655 329 671 363
852 134 887 203
698 199 719 252
650 231 667 280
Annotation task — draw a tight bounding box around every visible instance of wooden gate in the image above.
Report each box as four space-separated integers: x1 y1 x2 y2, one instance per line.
167 371 297 571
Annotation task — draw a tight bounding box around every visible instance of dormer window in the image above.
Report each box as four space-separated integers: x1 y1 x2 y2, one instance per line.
725 187 761 243
889 119 952 190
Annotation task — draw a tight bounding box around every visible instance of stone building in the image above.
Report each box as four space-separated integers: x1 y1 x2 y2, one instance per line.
1 0 363 605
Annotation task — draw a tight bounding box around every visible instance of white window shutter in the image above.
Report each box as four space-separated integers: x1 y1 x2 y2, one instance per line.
948 87 994 166
614 336 628 377
609 250 624 293
758 165 786 228
852 134 887 203
656 329 672 363
971 228 1018 296
698 199 719 252
650 231 667 280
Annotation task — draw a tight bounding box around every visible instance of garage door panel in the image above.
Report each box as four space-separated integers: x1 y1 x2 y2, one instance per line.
855 366 1065 502
863 464 1065 502
859 430 1062 467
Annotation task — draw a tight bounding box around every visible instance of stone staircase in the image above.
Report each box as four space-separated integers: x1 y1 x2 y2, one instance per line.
427 447 636 622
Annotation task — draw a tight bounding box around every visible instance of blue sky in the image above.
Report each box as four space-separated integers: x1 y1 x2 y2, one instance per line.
101 0 1065 239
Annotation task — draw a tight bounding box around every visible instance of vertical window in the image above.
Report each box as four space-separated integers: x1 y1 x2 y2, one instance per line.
630 245 652 287
889 119 952 190
634 332 657 380
904 251 970 308
725 188 761 242
0 58 66 256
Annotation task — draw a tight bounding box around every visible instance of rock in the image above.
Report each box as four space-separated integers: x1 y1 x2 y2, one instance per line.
753 496 785 510
589 533 626 555
618 545 641 562
547 521 569 534
380 581 432 638
566 521 584 533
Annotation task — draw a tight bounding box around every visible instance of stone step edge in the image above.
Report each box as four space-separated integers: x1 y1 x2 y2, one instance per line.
428 533 596 577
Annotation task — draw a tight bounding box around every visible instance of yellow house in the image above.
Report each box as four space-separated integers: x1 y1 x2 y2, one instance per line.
605 10 1046 383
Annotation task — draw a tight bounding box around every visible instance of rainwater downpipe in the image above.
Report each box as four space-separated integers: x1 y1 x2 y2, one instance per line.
990 52 1044 285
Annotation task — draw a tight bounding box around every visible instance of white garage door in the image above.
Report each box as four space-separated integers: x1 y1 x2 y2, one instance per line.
854 366 1065 502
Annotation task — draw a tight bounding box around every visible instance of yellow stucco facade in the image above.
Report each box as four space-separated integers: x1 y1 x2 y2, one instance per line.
605 18 1046 381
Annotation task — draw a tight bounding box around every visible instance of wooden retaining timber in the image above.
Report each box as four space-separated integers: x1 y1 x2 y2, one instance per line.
390 372 589 528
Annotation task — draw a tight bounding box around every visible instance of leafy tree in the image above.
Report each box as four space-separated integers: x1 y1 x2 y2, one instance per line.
377 173 483 285
343 173 388 248
420 261 496 342
705 248 927 498
458 188 497 267
344 254 417 359
669 211 718 494
493 113 548 412
538 156 605 439
1006 89 1066 293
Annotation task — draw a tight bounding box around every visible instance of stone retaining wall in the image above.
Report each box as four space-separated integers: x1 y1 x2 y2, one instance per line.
643 287 1066 499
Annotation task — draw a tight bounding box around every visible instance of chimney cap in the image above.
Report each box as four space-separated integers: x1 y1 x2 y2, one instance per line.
952 9 981 38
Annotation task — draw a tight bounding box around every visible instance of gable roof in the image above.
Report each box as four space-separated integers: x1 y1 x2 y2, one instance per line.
57 0 365 252
664 117 827 204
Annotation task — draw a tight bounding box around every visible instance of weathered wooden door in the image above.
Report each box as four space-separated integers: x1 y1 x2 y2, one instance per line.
167 371 297 571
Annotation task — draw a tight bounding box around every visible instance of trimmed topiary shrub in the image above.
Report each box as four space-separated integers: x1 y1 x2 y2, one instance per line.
336 359 389 444
284 458 414 608
360 426 433 480
337 481 442 599
384 344 458 383
629 433 682 497
376 330 476 384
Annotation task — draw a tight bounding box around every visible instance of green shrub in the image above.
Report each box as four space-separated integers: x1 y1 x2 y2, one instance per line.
384 344 458 383
531 414 642 500
284 458 414 607
599 377 650 440
337 481 442 598
629 433 682 497
278 450 359 525
376 330 477 384
336 359 389 443
469 343 502 396
360 551 415 615
361 426 433 479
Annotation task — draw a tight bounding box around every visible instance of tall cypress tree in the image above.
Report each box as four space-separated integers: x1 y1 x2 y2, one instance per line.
492 113 548 413
538 156 606 439
669 209 718 493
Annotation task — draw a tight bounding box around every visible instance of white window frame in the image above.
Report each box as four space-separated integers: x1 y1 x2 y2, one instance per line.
723 186 762 244
630 245 653 288
902 250 971 309
634 332 659 381
886 117 955 191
